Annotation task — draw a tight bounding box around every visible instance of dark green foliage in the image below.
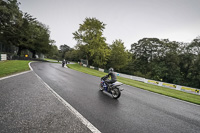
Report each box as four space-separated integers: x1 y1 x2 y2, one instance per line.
73 17 110 67
0 0 52 58
107 39 131 71
60 44 71 58
129 37 200 88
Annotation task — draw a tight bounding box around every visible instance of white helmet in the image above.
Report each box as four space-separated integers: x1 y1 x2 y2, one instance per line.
109 68 114 72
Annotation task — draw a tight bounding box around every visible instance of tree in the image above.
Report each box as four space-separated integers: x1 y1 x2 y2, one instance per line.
46 44 59 60
64 48 79 62
188 36 200 55
0 0 23 51
16 13 35 56
108 39 131 71
130 38 183 81
130 38 164 76
73 17 110 67
185 36 200 88
0 1 52 58
24 19 51 58
189 54 200 88
60 44 70 58
15 12 51 58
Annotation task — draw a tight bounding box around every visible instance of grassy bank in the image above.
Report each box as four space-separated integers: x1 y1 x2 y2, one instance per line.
0 60 30 78
67 63 200 105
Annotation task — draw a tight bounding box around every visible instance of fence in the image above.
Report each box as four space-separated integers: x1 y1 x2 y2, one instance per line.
80 63 200 95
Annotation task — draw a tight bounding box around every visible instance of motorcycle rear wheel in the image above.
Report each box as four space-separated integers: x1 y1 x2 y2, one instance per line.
112 88 121 99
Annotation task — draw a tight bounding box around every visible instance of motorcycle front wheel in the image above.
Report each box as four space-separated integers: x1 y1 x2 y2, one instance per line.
99 83 104 91
112 88 121 99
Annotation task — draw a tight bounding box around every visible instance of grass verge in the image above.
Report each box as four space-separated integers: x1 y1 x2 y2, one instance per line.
67 63 200 105
0 60 30 78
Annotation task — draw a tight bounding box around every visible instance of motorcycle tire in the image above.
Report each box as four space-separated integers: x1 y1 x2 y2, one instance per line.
99 83 104 91
112 87 121 99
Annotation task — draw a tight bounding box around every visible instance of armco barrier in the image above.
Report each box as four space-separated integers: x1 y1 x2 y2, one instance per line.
90 66 94 69
81 63 200 95
130 75 145 82
147 80 159 85
99 68 104 72
117 73 145 82
117 73 130 79
181 86 200 94
145 79 199 95
162 83 176 89
0 54 7 61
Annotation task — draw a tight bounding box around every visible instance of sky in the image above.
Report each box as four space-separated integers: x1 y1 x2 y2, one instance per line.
17 0 200 50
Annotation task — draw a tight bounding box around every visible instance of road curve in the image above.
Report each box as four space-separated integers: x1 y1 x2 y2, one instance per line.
31 62 200 133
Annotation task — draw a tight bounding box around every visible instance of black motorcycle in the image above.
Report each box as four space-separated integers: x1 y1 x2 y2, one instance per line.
62 61 65 67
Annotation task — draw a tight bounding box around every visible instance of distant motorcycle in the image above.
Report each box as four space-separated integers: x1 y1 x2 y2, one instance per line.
62 60 65 67
99 76 124 99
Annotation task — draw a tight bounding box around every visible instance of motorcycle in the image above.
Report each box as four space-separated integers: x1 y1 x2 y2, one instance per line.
62 61 65 67
99 76 124 99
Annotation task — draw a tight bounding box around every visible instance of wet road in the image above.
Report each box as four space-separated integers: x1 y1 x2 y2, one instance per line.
31 62 200 133
0 70 92 133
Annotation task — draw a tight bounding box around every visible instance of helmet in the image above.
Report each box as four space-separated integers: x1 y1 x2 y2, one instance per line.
109 68 114 72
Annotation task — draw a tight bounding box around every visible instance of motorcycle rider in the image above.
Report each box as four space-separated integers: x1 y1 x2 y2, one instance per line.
62 59 66 67
103 68 117 92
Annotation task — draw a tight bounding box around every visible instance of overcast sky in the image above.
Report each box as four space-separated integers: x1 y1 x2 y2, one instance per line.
18 0 200 50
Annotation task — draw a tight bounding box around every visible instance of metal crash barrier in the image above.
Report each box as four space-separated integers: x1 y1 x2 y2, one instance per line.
0 54 7 61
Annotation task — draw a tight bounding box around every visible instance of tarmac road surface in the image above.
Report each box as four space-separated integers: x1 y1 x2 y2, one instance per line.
0 66 93 133
30 62 200 133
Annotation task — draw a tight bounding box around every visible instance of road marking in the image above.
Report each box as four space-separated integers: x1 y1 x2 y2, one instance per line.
0 70 31 81
28 62 33 71
29 62 101 133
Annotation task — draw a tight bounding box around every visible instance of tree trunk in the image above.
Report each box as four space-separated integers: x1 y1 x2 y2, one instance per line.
17 46 23 56
32 51 36 58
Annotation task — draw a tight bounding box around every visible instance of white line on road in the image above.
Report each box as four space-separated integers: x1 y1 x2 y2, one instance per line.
28 62 33 71
0 70 31 81
29 62 101 133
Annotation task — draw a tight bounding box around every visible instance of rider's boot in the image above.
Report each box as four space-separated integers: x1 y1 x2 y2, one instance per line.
107 84 112 92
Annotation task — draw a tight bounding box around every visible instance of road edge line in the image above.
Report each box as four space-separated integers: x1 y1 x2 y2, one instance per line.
28 62 33 71
0 70 31 81
29 62 101 133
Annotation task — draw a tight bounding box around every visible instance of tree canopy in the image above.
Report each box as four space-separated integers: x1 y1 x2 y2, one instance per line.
108 39 131 71
0 0 52 58
73 17 110 67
